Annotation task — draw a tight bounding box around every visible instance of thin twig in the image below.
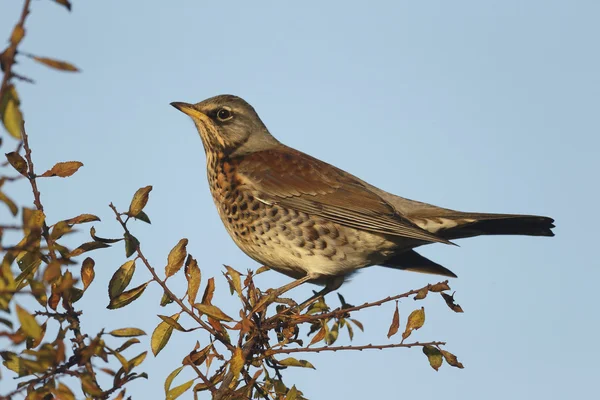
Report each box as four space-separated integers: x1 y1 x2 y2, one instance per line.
265 341 447 357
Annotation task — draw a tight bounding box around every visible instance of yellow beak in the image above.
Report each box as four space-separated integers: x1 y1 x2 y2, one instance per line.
170 102 206 119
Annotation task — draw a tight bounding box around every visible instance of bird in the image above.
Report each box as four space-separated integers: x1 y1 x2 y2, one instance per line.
171 95 554 297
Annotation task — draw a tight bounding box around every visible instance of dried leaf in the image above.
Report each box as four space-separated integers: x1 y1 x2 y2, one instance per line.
0 191 18 215
166 379 194 400
109 328 146 337
423 345 443 371
40 161 83 178
224 265 242 296
193 303 233 322
414 287 429 300
201 277 215 305
52 0 72 11
16 305 43 341
165 238 188 278
164 366 185 395
124 233 139 258
387 301 400 339
441 350 464 369
66 214 100 225
278 357 315 369
158 314 186 331
5 152 27 176
308 326 326 347
429 282 451 292
32 56 79 72
230 347 244 381
52 383 75 400
185 256 201 306
68 241 110 257
0 85 23 139
255 266 270 275
128 186 152 217
109 260 135 299
441 292 464 313
151 313 179 356
402 307 425 341
350 319 364 332
90 226 121 243
107 282 148 309
81 257 95 291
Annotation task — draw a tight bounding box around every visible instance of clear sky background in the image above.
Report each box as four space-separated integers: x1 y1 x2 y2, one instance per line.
1 1 599 399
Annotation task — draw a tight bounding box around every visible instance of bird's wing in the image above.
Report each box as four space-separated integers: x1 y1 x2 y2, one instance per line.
235 147 452 245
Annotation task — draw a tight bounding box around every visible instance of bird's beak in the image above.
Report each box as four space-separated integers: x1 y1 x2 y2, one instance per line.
170 102 204 119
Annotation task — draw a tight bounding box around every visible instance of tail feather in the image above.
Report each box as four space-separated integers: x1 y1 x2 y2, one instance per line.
436 214 555 240
382 250 457 278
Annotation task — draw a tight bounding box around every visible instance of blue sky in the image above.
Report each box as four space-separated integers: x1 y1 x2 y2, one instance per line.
1 1 598 399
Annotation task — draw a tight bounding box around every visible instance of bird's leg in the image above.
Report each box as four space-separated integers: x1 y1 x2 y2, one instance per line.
296 287 332 312
253 273 316 313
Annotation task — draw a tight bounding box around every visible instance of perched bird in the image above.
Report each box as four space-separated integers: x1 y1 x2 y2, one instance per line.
171 95 554 295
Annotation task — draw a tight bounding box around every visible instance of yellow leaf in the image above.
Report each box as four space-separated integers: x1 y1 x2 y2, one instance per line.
5 152 27 176
108 260 135 299
308 326 326 347
164 366 185 394
194 303 233 322
127 351 147 370
32 56 79 72
65 214 100 225
151 313 179 356
109 327 146 337
165 238 188 278
285 386 298 400
16 305 43 342
158 314 186 331
423 345 443 371
81 257 95 291
402 307 425 341
166 379 194 400
230 347 244 381
0 85 23 139
201 277 215 305
224 265 242 296
0 191 18 216
278 357 315 369
107 282 148 309
40 161 83 178
52 383 75 400
128 186 152 217
185 256 201 306
387 301 400 339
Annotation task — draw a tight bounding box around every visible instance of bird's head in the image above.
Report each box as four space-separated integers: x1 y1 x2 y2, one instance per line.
171 95 280 156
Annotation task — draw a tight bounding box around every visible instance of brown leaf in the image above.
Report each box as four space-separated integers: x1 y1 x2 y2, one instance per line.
414 287 429 300
32 56 79 72
423 345 443 371
151 313 179 356
164 238 188 278
5 152 27 176
402 307 425 341
40 161 83 178
108 260 135 299
441 292 464 313
0 85 23 139
185 255 201 306
194 303 233 322
441 350 464 369
201 277 215 305
308 325 326 347
90 226 121 244
387 301 400 339
52 0 72 11
109 328 146 337
128 186 152 217
224 265 242 297
81 257 95 291
66 214 100 225
10 26 25 45
429 282 451 292
107 282 148 309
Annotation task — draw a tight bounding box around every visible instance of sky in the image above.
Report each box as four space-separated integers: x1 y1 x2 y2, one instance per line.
1 1 599 399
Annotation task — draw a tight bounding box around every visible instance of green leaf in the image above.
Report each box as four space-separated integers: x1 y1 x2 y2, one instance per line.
165 239 188 278
124 233 139 258
16 305 43 342
128 186 152 217
133 210 151 224
167 379 194 400
107 282 148 309
109 260 135 299
109 328 146 337
423 345 443 371
151 313 179 356
5 152 27 176
164 365 185 394
278 357 315 369
0 85 23 139
193 303 233 322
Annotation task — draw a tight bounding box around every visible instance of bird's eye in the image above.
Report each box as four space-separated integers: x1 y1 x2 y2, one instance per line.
216 108 233 121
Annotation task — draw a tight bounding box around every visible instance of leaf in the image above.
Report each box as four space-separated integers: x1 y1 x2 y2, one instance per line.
109 328 146 337
224 265 242 297
0 191 18 215
68 241 110 257
230 347 244 381
429 282 451 292
402 307 425 341
167 379 194 400
133 210 151 224
128 186 152 217
158 314 186 331
441 350 464 369
441 292 464 313
387 301 400 339
255 266 270 275
185 256 201 306
16 305 43 341
52 383 75 400
52 0 72 11
107 282 149 309
308 326 326 347
165 238 188 278
286 386 298 400
201 277 215 305
90 226 121 243
51 221 72 240
194 303 233 322
160 290 173 307
109 260 135 299
115 338 141 353
0 85 23 139
151 313 179 356
40 161 83 178
278 357 315 369
164 365 185 394
66 214 100 225
127 351 147 370
325 322 339 345
124 233 139 257
32 56 79 72
81 257 95 291
350 319 364 332
423 345 443 371
414 287 428 300
5 152 27 176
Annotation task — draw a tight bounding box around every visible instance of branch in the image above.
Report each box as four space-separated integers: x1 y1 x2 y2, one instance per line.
0 0 32 101
266 341 447 356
